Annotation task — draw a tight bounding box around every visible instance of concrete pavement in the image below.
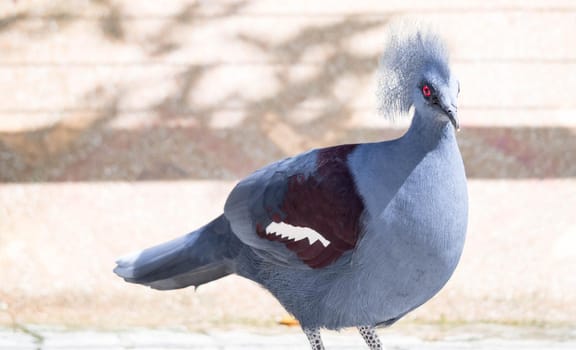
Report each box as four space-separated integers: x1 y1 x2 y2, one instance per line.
2 325 576 350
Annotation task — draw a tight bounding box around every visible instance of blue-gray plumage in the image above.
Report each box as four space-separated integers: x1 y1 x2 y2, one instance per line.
114 29 468 350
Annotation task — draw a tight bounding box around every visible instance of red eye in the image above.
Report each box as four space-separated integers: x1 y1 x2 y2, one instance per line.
422 85 431 97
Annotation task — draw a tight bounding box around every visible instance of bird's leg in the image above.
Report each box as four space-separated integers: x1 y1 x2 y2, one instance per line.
303 328 325 350
358 326 384 350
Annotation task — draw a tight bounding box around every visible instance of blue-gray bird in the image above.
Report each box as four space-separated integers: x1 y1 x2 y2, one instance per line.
114 29 468 350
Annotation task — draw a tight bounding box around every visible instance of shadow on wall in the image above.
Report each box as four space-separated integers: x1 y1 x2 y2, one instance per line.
2 123 575 181
0 2 574 182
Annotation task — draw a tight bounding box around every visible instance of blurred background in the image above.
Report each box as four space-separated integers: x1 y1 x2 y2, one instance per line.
1 0 575 335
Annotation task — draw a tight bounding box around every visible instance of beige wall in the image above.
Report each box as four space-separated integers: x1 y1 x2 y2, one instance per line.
1 0 575 181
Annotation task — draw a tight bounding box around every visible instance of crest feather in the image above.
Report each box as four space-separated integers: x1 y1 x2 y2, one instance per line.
376 26 450 118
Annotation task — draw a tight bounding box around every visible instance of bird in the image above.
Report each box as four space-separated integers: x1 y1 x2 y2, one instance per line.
114 28 468 350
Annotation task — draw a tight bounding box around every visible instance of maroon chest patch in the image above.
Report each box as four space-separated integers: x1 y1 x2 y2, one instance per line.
256 144 365 268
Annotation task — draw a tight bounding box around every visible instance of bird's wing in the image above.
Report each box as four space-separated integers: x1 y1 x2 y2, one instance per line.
224 144 365 269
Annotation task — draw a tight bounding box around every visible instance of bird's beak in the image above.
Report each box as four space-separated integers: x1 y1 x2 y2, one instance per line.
447 109 460 132
442 103 460 132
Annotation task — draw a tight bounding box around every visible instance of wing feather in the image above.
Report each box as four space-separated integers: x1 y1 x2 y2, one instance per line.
224 145 365 269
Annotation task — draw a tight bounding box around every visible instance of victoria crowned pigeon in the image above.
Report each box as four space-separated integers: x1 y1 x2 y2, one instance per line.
114 29 468 350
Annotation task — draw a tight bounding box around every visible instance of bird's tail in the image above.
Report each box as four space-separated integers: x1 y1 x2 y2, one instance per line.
113 215 240 290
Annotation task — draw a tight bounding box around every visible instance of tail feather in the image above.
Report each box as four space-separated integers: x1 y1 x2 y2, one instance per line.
147 263 230 290
114 215 240 290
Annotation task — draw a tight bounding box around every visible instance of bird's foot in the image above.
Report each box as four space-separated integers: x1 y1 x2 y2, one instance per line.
304 328 325 350
358 326 384 350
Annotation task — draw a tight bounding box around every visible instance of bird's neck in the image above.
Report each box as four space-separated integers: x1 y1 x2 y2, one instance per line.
402 110 455 150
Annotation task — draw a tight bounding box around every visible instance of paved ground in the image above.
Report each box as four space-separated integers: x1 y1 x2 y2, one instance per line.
2 324 576 350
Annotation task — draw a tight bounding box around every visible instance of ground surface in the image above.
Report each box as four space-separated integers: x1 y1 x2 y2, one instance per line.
2 324 576 350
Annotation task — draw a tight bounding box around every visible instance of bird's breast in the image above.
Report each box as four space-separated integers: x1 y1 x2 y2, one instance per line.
325 140 468 327
373 147 468 269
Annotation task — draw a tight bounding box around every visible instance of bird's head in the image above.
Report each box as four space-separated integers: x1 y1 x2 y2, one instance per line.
413 64 460 130
377 28 460 130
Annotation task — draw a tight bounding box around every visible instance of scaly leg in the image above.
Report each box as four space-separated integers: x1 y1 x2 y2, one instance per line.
303 328 325 350
358 326 384 350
